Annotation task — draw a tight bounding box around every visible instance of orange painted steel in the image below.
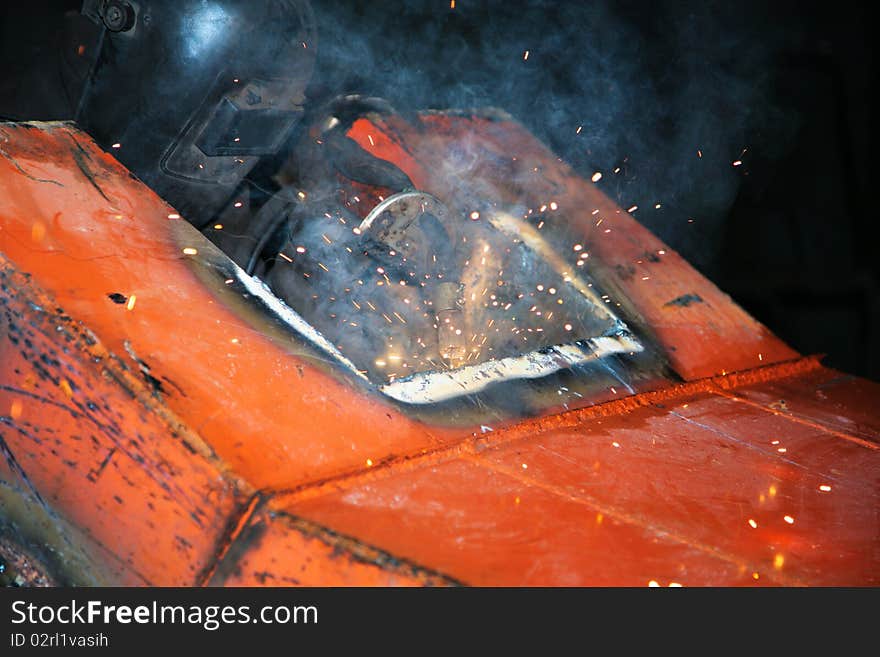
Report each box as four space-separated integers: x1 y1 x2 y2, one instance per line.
345 113 800 380
0 119 877 586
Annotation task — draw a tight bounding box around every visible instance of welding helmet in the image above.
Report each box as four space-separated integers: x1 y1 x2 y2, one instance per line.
75 0 316 228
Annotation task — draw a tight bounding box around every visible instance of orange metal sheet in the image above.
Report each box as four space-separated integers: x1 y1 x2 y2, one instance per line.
0 260 247 585
347 114 799 380
207 505 456 587
0 120 876 586
283 458 770 586
282 376 879 585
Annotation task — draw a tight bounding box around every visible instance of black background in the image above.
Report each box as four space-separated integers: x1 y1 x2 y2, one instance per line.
2 0 877 379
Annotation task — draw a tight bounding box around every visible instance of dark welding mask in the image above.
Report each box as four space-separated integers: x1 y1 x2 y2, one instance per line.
76 0 316 227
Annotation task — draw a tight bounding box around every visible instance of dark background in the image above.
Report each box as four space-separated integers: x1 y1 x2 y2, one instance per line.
2 0 877 379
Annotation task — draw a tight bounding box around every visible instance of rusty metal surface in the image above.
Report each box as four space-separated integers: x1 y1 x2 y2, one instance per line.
0 536 57 587
0 120 877 586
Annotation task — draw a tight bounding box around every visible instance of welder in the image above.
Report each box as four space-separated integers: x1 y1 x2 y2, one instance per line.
0 0 471 368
